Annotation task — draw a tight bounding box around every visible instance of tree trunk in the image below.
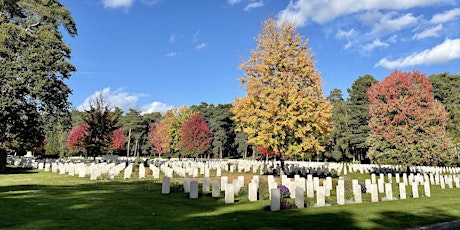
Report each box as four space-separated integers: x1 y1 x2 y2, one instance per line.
134 139 139 157
0 150 7 174
126 128 131 158
219 146 222 159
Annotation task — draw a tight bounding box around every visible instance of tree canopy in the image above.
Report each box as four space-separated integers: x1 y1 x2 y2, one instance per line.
0 0 77 172
231 17 332 162
367 71 453 166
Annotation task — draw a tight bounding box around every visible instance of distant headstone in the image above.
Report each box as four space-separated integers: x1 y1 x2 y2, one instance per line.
189 181 199 199
316 186 325 207
162 178 170 194
424 181 431 197
139 164 145 179
248 182 258 202
295 186 304 208
412 183 419 198
203 177 210 192
336 184 345 205
353 183 362 203
385 183 393 201
212 180 220 197
225 184 234 204
270 189 280 211
371 184 378 202
306 180 314 198
399 183 406 199
184 177 191 193
221 176 228 191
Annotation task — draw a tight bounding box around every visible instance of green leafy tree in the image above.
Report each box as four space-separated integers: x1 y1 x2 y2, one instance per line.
429 73 460 151
367 71 453 166
82 95 119 158
231 17 332 169
347 74 378 162
0 0 77 172
326 88 351 161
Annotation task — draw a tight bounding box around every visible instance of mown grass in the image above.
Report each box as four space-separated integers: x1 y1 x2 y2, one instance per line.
1 167 460 230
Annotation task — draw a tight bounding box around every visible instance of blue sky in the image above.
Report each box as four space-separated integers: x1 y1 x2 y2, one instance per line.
61 0 460 114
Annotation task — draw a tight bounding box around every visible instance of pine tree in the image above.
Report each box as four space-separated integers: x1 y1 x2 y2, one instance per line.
347 74 378 162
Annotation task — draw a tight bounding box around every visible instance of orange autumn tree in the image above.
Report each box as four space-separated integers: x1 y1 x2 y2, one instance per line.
231 17 332 167
367 70 453 166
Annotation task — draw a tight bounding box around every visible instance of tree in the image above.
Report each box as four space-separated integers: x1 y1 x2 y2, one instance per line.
177 113 213 158
67 123 88 154
120 109 145 157
367 70 453 166
82 94 119 158
0 0 77 172
347 75 378 162
429 73 460 149
111 128 125 154
231 17 332 169
325 88 351 161
148 122 171 157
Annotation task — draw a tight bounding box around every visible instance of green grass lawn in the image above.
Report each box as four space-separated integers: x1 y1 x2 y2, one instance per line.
1 167 460 230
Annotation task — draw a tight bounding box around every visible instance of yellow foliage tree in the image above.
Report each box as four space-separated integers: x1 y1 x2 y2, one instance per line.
231 17 332 162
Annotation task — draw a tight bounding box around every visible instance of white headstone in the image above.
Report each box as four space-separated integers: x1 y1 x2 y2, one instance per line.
316 186 325 207
424 181 431 197
139 164 145 179
162 178 170 194
184 177 191 193
220 176 228 191
225 184 234 204
248 182 258 202
189 181 199 199
270 188 281 211
371 184 378 202
399 183 406 199
385 183 393 201
212 180 220 197
295 186 304 208
203 177 210 192
412 183 419 198
306 180 314 198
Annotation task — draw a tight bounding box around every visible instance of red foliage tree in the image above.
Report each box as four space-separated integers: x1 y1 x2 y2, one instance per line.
67 123 89 152
111 128 125 151
177 113 213 158
257 146 280 157
367 70 453 166
148 122 171 157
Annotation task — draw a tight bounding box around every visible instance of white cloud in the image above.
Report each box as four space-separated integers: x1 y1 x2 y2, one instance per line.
430 8 460 24
244 1 264 11
376 38 460 69
363 38 389 51
335 28 358 39
102 0 134 8
78 88 139 112
413 24 443 40
77 88 173 114
166 52 177 57
195 42 208 50
370 13 419 34
169 34 176 43
227 0 243 5
141 0 162 6
277 0 451 27
141 102 174 114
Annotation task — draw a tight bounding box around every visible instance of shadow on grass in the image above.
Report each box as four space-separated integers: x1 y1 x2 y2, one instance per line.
0 171 459 230
1 166 38 174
